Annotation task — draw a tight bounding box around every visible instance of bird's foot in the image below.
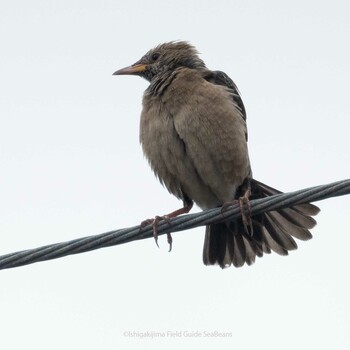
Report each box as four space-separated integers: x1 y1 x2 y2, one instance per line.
238 195 253 236
221 189 253 236
141 215 173 251
140 201 193 252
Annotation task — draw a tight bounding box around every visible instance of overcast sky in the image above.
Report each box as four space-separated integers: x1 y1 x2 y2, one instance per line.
0 1 349 349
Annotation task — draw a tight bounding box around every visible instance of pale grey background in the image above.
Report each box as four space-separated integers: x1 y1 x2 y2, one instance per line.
0 0 349 349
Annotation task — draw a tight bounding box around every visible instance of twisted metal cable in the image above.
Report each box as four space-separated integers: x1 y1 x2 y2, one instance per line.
0 179 349 271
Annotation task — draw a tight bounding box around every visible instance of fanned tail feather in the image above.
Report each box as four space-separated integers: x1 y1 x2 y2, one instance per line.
203 180 320 268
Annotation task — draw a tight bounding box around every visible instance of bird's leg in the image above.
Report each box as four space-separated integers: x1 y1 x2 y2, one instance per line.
221 187 253 236
141 200 194 251
238 188 253 236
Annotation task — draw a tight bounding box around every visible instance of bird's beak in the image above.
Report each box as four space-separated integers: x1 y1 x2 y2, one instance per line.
113 63 147 76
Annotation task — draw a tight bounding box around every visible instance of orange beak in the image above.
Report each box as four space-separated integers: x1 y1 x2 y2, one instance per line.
112 63 147 76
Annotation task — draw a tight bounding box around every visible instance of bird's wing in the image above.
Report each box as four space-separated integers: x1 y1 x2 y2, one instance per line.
203 70 247 121
168 69 251 204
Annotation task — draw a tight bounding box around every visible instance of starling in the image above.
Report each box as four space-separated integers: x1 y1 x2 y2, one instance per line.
113 41 320 268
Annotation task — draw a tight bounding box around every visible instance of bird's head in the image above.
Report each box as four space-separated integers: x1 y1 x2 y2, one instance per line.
113 41 206 82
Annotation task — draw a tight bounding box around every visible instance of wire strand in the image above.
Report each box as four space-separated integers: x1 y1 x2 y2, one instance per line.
0 179 349 270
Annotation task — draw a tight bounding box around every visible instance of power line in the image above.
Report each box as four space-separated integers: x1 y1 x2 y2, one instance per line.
0 179 349 271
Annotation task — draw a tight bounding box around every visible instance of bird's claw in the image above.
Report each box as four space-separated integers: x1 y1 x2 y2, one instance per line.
238 196 253 236
141 215 172 250
221 195 253 237
166 232 173 252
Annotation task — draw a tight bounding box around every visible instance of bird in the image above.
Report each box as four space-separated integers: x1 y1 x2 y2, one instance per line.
113 41 320 268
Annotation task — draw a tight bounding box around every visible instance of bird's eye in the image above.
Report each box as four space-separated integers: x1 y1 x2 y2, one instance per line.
151 52 160 62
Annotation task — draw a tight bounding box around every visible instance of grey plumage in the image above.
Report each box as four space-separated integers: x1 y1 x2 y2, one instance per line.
113 41 320 268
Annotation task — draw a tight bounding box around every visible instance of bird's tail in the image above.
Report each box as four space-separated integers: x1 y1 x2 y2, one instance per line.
202 179 320 268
